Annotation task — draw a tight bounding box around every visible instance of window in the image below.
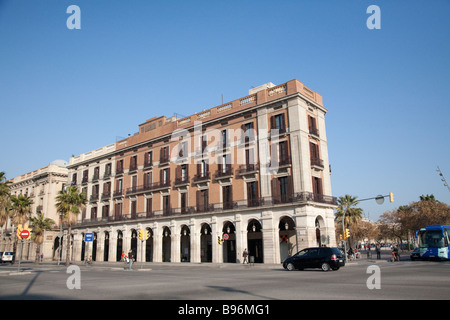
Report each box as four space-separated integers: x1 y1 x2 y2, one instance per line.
181 193 187 213
131 175 137 192
279 177 289 203
146 198 152 217
181 164 187 180
308 116 319 136
130 156 137 171
201 160 207 177
279 141 289 165
116 160 124 174
104 163 112 177
272 176 292 203
310 142 320 160
197 189 209 212
102 205 109 218
114 202 122 219
247 181 258 207
93 167 100 180
221 129 228 148
271 113 286 133
82 170 88 183
161 168 170 185
90 207 97 220
312 177 323 195
223 185 233 209
163 195 170 214
144 172 152 187
72 173 77 185
160 146 169 163
131 200 137 218
145 151 153 167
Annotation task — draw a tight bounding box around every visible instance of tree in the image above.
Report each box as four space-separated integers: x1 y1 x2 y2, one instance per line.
10 194 34 226
0 171 12 228
55 186 86 266
29 213 55 263
378 195 450 249
335 194 363 247
335 194 364 227
9 194 33 256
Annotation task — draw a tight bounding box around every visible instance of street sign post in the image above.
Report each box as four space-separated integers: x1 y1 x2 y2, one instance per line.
84 233 94 264
84 233 94 242
20 230 30 240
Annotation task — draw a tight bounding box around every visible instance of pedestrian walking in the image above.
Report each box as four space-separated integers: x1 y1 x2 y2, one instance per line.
376 243 381 260
242 248 248 264
128 250 134 270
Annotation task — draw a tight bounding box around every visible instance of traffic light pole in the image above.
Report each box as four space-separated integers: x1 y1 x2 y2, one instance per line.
341 192 394 263
342 214 347 263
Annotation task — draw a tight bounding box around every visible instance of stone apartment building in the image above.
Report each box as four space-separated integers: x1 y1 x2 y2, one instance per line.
0 160 68 261
66 79 337 265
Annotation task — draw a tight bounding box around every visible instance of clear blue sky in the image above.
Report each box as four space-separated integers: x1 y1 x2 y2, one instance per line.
1 0 449 221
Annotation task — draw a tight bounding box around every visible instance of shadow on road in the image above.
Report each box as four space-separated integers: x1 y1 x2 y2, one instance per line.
206 285 279 300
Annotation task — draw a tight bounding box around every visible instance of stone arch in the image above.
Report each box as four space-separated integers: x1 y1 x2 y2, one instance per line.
200 223 212 262
180 224 190 262
279 216 296 262
247 219 263 263
162 226 171 262
222 221 236 263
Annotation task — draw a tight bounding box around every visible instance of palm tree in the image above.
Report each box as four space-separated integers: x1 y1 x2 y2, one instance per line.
55 186 86 266
335 194 363 245
9 194 33 258
0 171 12 228
10 194 34 226
29 213 55 263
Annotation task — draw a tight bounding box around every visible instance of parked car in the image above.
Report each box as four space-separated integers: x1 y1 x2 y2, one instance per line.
283 247 345 271
1 252 14 264
410 248 420 261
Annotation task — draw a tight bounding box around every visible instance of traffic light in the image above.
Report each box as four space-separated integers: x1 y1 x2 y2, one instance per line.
217 236 223 245
345 228 350 239
144 230 149 241
138 229 144 241
339 234 343 240
389 192 394 203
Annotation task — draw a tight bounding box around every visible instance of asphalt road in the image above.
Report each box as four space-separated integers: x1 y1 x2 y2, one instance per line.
0 256 449 301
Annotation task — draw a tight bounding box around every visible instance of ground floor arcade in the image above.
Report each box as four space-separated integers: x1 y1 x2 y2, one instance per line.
63 205 336 265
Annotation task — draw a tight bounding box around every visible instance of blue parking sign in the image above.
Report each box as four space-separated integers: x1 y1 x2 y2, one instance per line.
84 233 94 242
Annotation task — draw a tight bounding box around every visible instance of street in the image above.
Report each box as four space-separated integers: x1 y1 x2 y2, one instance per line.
1 251 449 302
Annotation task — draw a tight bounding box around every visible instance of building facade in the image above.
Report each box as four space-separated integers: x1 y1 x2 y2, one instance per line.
67 79 337 264
0 161 68 261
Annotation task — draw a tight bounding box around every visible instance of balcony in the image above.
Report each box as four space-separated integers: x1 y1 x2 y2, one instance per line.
237 164 259 177
101 192 111 201
125 181 171 196
193 172 211 183
309 126 320 138
129 163 138 173
310 157 324 170
76 192 336 225
214 165 233 180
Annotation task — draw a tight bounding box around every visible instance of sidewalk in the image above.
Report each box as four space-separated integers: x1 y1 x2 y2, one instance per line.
2 248 410 272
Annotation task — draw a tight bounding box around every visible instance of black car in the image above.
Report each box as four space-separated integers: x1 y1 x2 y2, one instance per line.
410 248 420 261
283 247 345 271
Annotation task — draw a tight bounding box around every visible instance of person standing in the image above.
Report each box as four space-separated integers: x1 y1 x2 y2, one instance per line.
128 250 134 270
242 248 248 264
376 243 381 260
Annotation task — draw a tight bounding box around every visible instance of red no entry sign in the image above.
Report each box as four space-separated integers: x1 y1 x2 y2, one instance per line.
20 230 30 239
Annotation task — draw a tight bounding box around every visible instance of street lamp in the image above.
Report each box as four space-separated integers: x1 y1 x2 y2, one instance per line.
437 166 450 193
